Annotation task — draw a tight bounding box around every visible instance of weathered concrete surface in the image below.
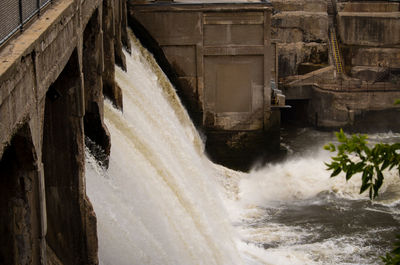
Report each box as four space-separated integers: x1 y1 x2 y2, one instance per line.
277 42 329 78
0 0 129 263
270 0 329 79
272 12 328 43
338 12 400 46
337 2 400 13
129 3 272 130
102 0 125 110
350 48 400 68
129 2 278 170
336 2 400 83
83 7 111 166
311 87 400 131
0 124 40 265
274 0 400 130
272 0 327 12
282 60 400 130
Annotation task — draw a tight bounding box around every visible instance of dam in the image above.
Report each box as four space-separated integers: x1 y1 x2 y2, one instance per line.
0 0 400 264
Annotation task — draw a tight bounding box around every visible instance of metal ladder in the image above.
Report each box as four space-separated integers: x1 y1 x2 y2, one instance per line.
327 0 344 75
329 28 344 74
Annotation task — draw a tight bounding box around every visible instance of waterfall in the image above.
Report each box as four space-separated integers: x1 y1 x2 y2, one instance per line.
85 32 400 265
85 33 244 265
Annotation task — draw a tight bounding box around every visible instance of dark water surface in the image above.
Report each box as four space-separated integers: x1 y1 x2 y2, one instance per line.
242 127 400 265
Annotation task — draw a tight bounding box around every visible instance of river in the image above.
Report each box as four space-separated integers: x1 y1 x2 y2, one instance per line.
85 32 400 265
235 127 400 264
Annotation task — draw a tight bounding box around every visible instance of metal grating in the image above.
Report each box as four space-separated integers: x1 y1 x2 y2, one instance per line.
40 0 50 9
0 0 20 44
22 0 38 23
0 0 53 46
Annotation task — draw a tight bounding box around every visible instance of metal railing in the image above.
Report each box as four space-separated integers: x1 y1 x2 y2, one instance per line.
0 0 52 46
280 66 400 93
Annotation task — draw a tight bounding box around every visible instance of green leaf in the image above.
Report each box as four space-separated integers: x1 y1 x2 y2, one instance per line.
381 158 391 171
345 169 353 181
331 167 341 178
360 182 371 194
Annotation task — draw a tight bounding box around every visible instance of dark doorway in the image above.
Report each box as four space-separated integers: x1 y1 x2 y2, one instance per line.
281 99 310 127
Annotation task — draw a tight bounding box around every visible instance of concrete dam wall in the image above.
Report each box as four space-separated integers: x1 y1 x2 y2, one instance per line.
273 0 400 130
128 1 286 170
0 0 129 263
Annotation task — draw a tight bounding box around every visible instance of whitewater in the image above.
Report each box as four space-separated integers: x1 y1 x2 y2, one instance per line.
85 32 400 265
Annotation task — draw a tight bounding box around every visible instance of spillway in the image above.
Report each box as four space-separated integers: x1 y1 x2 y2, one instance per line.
85 32 400 265
85 33 244 265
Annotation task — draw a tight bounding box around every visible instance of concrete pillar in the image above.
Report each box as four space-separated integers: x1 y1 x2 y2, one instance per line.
42 49 87 265
120 0 131 52
102 0 123 110
0 124 41 265
83 8 111 167
114 0 127 71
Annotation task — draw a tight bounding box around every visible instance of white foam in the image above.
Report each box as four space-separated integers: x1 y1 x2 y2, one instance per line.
86 32 241 265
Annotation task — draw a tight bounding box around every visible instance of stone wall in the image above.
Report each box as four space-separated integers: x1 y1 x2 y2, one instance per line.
0 0 129 263
271 0 329 79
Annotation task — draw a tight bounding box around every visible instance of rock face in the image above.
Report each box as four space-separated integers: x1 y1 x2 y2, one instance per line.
275 0 400 130
271 0 330 79
0 0 129 264
278 42 329 77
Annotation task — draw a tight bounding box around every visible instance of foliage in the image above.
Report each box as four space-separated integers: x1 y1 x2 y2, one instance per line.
381 235 400 265
324 129 400 199
324 127 400 265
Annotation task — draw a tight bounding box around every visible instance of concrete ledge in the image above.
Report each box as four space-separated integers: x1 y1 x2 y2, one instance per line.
271 0 327 12
339 11 400 18
130 2 272 12
312 86 400 130
0 0 74 82
351 47 400 68
337 2 400 12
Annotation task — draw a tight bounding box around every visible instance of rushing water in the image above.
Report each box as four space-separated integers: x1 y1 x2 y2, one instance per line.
85 33 400 265
235 128 400 264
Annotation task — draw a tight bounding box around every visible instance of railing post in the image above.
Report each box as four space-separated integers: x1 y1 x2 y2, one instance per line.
19 0 23 31
38 0 41 16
